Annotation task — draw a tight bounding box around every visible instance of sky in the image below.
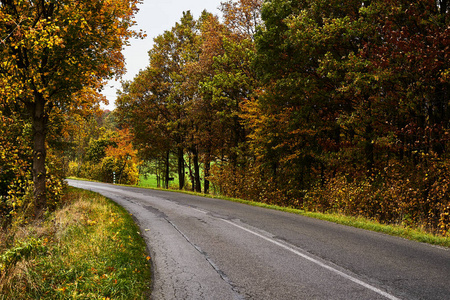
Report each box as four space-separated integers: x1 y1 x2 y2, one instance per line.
101 0 225 110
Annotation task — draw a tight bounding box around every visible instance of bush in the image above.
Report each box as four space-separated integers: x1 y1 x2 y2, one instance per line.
303 158 450 235
3 150 67 228
68 157 139 185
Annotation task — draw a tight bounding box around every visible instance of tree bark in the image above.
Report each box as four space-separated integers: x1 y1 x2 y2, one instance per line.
177 147 185 190
164 151 170 189
204 158 210 194
30 97 47 217
192 147 201 193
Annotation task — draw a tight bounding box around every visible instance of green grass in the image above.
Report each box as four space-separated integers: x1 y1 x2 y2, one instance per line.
221 198 450 248
138 174 178 189
0 187 151 299
138 174 158 188
69 176 450 248
129 183 450 248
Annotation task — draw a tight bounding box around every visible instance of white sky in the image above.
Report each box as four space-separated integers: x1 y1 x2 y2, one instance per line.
101 0 224 110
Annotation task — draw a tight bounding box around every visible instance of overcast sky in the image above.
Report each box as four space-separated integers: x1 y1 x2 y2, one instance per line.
101 0 224 110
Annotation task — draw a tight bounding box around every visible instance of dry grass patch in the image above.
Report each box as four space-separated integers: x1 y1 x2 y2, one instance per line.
0 187 151 299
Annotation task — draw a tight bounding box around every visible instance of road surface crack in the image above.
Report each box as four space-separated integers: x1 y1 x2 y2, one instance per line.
165 218 246 300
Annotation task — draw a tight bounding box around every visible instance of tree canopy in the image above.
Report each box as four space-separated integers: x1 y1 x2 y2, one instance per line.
116 0 449 234
3 0 448 235
0 0 142 215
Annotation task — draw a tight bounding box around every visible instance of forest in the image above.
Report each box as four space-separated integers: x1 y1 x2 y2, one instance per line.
1 0 449 236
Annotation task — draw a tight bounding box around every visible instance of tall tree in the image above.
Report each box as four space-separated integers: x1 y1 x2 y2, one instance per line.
117 70 174 189
194 1 261 195
0 0 141 215
253 0 340 191
117 11 200 190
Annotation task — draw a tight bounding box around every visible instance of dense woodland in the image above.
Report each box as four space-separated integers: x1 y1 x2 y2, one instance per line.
1 0 449 235
116 0 450 234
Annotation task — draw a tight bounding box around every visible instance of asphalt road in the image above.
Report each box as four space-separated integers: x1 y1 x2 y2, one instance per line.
67 180 450 300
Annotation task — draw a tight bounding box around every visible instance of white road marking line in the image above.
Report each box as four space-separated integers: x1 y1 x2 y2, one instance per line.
222 219 401 300
191 207 208 214
70 181 402 299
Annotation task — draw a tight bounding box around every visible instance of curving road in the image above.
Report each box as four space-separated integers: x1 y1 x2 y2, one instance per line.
67 180 450 300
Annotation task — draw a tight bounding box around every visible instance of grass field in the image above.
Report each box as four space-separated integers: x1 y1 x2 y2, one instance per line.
139 174 180 189
139 174 158 188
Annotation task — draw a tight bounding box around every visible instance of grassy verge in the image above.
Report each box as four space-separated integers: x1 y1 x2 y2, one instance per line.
68 176 450 248
0 187 151 299
130 183 450 248
220 197 450 248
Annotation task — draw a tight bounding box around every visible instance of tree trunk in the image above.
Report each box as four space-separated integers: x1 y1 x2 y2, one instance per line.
118 158 127 184
30 97 47 217
204 158 210 194
439 0 448 16
164 151 170 189
192 147 201 193
177 147 185 190
187 155 194 191
155 159 160 188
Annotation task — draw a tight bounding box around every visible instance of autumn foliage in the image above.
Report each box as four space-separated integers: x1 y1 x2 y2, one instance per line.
3 0 447 234
65 111 140 185
0 0 141 222
115 0 449 235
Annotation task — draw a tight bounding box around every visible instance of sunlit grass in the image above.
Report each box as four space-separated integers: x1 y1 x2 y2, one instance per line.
138 174 179 189
138 174 158 188
213 197 450 248
131 184 450 248
68 176 450 248
0 187 151 299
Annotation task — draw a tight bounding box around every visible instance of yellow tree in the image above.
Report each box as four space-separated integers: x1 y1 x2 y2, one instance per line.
0 0 142 216
105 128 140 185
